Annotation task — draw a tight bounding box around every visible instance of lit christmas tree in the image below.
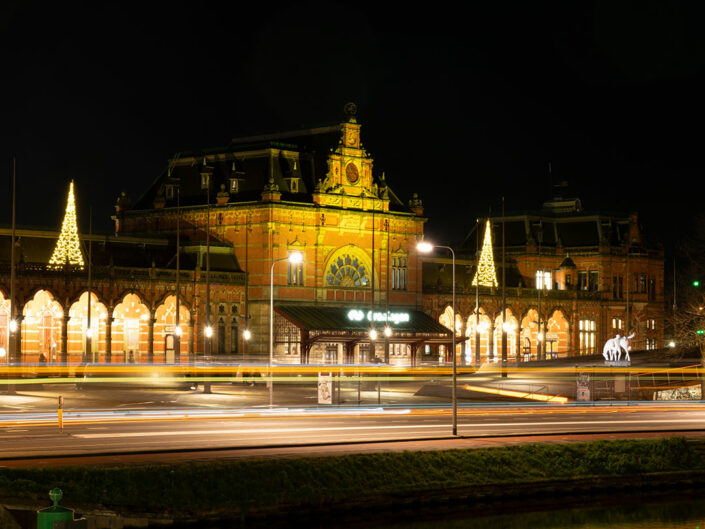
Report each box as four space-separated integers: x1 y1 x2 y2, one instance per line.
472 219 498 287
48 180 85 269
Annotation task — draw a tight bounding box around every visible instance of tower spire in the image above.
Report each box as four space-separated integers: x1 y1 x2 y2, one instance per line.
48 180 85 269
472 219 498 287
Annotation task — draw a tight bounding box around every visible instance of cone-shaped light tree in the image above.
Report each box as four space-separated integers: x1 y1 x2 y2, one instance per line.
472 219 498 287
48 180 85 269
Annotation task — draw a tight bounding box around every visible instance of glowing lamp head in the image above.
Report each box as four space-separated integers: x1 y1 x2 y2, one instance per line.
8 320 17 333
538 332 544 342
288 251 303 264
384 326 392 337
174 325 182 337
369 328 378 341
668 341 676 348
86 328 93 338
416 241 434 254
0 347 5 358
243 329 252 341
205 325 213 338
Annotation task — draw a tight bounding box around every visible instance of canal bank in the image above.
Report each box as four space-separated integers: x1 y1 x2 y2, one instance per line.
1 437 704 528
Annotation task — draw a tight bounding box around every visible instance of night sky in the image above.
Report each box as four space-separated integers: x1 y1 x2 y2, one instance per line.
2 2 704 252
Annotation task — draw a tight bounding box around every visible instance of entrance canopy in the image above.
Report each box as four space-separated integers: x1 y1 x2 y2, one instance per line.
275 305 454 345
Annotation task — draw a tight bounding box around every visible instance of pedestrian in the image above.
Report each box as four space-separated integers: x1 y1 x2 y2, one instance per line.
39 352 47 363
128 350 135 363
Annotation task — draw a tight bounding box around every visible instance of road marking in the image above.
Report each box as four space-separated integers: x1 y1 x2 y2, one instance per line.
73 418 705 438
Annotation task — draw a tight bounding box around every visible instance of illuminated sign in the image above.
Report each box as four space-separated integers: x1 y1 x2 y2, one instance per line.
347 310 410 324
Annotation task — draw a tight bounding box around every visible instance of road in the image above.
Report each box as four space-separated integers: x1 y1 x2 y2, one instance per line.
1 399 704 462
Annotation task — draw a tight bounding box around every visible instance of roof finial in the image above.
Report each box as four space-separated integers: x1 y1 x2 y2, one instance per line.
343 102 357 123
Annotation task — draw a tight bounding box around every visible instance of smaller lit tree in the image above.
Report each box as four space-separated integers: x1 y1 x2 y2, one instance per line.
48 180 84 270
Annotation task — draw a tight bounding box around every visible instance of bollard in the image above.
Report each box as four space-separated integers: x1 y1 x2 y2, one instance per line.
37 488 74 529
58 396 63 430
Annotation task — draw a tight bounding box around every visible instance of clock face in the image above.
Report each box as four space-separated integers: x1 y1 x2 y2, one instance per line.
347 131 357 146
345 162 359 184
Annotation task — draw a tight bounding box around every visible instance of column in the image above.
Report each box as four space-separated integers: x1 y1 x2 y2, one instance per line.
488 321 495 361
189 313 195 358
61 314 69 363
516 322 522 362
15 315 23 362
106 315 113 363
147 314 155 363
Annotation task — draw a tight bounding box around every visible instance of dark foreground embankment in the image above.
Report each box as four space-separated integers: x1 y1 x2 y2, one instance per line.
2 437 705 528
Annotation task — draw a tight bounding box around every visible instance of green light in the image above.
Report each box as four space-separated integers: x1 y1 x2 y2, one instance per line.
694 280 701 287
697 330 705 335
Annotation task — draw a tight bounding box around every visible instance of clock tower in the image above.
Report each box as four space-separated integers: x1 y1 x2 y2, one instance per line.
314 103 386 211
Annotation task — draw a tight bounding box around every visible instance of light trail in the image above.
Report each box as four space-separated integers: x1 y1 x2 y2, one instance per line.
0 403 703 429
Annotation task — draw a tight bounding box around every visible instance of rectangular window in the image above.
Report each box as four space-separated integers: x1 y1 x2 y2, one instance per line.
649 278 656 300
392 256 408 290
639 274 647 294
201 173 210 190
589 271 599 292
618 276 623 299
565 274 572 289
579 319 596 355
287 262 304 285
536 270 552 290
578 272 587 291
229 179 239 194
612 318 623 330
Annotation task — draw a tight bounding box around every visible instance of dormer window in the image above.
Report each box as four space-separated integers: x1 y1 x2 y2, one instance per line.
165 185 175 200
230 178 239 194
201 172 210 190
290 179 299 193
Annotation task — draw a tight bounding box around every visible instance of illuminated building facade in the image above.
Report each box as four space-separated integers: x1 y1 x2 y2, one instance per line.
0 227 244 363
422 192 665 363
113 104 451 364
0 108 665 366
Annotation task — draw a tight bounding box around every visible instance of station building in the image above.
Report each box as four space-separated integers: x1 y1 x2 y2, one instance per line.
0 106 665 365
422 192 665 364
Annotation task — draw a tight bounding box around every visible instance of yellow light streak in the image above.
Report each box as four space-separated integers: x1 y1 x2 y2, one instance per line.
462 384 568 403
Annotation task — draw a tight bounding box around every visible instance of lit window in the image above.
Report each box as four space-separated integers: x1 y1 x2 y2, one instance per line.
229 179 239 194
287 260 304 286
392 256 408 290
535 270 552 290
579 319 596 355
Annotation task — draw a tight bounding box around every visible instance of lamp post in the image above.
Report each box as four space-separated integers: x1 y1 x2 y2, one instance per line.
269 251 303 407
417 240 457 436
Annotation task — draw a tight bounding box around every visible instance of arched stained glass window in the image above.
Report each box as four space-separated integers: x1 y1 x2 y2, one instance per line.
326 254 369 287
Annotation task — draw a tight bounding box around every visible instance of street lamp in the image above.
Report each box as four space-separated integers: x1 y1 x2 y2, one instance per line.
417 240 457 436
270 251 304 407
243 329 252 341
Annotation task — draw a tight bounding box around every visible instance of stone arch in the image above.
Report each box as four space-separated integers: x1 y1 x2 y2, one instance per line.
465 307 492 364
154 294 191 361
67 292 109 361
520 309 539 359
323 244 378 289
493 308 519 360
112 293 151 362
546 308 570 357
0 291 11 359
21 290 64 362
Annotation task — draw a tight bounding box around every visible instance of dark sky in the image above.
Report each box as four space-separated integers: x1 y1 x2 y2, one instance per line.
2 2 704 251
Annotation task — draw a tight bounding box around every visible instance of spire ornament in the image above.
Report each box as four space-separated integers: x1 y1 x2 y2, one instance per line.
48 180 85 270
472 219 498 287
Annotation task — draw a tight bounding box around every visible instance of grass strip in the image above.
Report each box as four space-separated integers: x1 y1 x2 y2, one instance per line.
0 437 702 513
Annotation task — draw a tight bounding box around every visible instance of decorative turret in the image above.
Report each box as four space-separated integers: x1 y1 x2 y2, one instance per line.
261 175 281 202
408 193 423 215
115 191 131 212
216 183 230 205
